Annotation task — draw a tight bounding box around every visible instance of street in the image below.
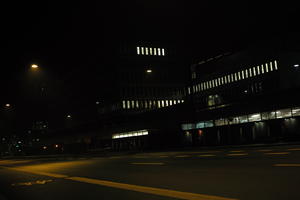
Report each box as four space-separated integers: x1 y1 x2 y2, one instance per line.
1 144 300 200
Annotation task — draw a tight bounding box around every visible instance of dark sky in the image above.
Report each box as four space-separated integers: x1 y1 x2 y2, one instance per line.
0 1 299 128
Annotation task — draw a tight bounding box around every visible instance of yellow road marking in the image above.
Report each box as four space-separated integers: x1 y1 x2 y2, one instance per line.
198 154 216 157
264 152 290 155
229 150 245 153
227 153 248 156
257 149 273 152
175 155 191 158
131 162 164 165
1 166 238 200
274 164 300 167
66 176 238 200
12 179 53 186
287 148 300 151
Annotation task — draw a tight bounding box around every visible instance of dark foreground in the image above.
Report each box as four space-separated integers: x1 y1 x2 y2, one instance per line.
1 144 300 200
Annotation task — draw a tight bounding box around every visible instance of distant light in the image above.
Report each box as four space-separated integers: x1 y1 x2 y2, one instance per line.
294 64 299 68
36 138 40 142
146 69 152 73
67 115 72 118
18 141 22 144
55 144 59 148
5 103 10 107
31 64 39 69
2 138 5 141
244 90 248 93
43 146 47 150
96 101 100 105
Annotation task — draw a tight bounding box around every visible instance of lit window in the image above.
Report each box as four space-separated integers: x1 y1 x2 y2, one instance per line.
274 60 278 70
136 100 139 108
178 100 181 104
249 68 252 77
248 113 261 122
188 87 191 94
198 84 201 91
131 101 135 108
169 100 173 106
265 63 269 72
161 100 165 107
276 109 291 118
158 48 161 56
153 48 157 55
181 100 184 103
212 80 215 87
231 74 234 82
166 100 169 106
141 47 144 55
234 73 237 81
158 100 161 108
227 75 231 83
241 71 245 79
123 100 126 109
200 83 203 90
257 66 260 75
149 48 153 55
127 101 130 109
162 48 165 56
149 100 152 108
270 61 273 71
206 81 209 89
209 80 212 88
238 72 241 80
137 47 140 55
253 67 256 76
245 69 248 78
173 100 176 105
292 107 300 117
261 65 264 74
221 77 224 84
224 76 227 84
145 47 149 55
215 79 218 87
145 101 148 108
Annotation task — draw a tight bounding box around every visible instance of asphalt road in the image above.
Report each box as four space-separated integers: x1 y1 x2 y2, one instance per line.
1 144 300 200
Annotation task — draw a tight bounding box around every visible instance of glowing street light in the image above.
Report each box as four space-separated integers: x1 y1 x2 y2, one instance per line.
146 69 152 73
67 115 72 119
31 64 39 69
5 103 11 108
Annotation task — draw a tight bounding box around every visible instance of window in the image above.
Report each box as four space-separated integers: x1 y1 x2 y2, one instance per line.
154 48 157 55
158 48 161 56
169 100 173 106
204 120 214 128
218 78 221 85
249 68 252 77
181 100 184 103
239 115 248 123
149 48 153 55
161 100 165 107
257 66 260 75
205 81 209 89
149 100 153 108
145 100 148 108
123 101 126 109
245 69 248 78
227 75 231 83
231 74 234 82
248 113 261 122
173 100 177 105
292 107 300 117
274 60 278 70
127 101 130 109
136 101 139 108
253 67 256 76
221 77 224 84
137 47 140 55
201 83 204 90
178 100 181 104
141 47 144 55
238 72 241 80
276 109 291 118
270 61 273 71
229 117 239 124
234 73 237 81
203 82 206 90
212 80 215 87
158 100 161 108
215 79 218 87
241 71 245 79
215 119 226 126
196 122 205 129
198 84 201 91
182 124 195 130
261 111 276 120
265 63 269 73
224 76 227 84
162 48 165 56
209 80 212 88
145 47 149 55
131 100 135 108
188 87 191 94
166 100 169 106
261 65 264 74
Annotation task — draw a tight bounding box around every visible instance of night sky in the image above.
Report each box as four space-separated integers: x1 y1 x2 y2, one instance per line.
0 1 299 128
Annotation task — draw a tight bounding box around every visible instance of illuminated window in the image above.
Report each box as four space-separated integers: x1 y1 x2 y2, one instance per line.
127 101 130 109
161 100 165 107
158 100 161 108
224 76 227 84
188 87 191 94
234 73 237 81
261 65 264 74
265 63 269 72
249 68 252 77
274 60 278 70
276 109 291 118
149 100 153 108
149 48 153 55
245 69 248 78
177 100 181 104
158 48 161 56
145 101 148 108
248 113 261 122
241 71 245 79
137 47 140 55
136 100 139 108
218 78 221 85
173 100 177 105
162 48 165 56
131 101 135 108
201 83 204 90
292 107 300 117
270 61 273 71
221 77 224 84
169 100 173 106
198 84 201 91
123 101 126 109
212 80 215 87
238 72 241 80
253 67 256 76
206 81 209 89
209 80 212 88
214 79 218 87
227 75 231 83
257 66 260 75
231 74 234 82
166 100 169 106
145 47 149 55
141 47 144 55
181 100 184 103
154 48 157 55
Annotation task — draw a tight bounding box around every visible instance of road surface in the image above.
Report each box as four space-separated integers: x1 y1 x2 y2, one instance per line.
1 144 300 200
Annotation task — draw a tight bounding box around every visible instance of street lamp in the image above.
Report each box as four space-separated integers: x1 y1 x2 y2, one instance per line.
146 69 152 73
67 115 72 119
5 103 11 108
31 64 39 69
